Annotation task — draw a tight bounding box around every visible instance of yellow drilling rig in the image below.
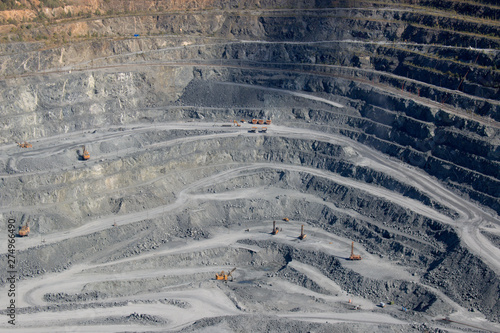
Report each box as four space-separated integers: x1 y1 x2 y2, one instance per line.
349 242 362 260
298 225 306 240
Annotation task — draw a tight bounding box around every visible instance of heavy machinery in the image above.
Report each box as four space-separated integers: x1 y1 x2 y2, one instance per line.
349 242 362 260
283 217 289 222
82 146 90 160
251 119 258 124
272 221 279 235
233 120 241 127
18 220 30 237
240 119 245 123
18 141 32 148
257 119 264 125
266 119 272 125
250 127 258 133
298 224 306 240
260 127 267 133
215 267 236 281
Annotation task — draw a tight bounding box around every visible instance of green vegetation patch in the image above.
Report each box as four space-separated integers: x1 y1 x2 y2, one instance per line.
40 0 63 9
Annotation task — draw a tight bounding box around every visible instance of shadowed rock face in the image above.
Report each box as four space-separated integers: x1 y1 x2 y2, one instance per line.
0 0 499 331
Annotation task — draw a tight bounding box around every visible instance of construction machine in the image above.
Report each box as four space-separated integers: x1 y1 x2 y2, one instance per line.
18 141 32 148
260 127 267 133
250 127 258 133
283 217 289 222
233 120 241 127
215 267 236 281
298 224 306 240
349 242 362 260
272 220 279 235
18 220 30 237
266 119 272 125
257 119 264 125
240 119 245 123
252 119 258 124
82 145 90 160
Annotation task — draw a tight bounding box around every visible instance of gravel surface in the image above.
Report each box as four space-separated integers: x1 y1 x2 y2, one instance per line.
0 2 499 332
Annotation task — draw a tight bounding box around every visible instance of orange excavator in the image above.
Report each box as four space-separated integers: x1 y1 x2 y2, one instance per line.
257 119 264 125
266 119 272 125
349 242 362 260
272 220 279 235
250 126 258 133
82 146 90 160
283 217 289 222
233 120 241 127
18 141 32 148
260 127 267 133
215 267 236 281
251 119 258 124
18 220 30 237
298 224 306 240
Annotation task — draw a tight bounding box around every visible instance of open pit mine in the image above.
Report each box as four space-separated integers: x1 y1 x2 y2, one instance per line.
0 0 499 332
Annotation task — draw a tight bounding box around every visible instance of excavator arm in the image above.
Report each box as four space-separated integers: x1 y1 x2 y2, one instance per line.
227 268 236 281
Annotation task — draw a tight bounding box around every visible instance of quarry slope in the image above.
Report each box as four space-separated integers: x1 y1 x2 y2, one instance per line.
0 1 499 332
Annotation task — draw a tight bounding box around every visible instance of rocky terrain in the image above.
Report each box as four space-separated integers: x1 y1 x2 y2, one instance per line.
0 0 499 332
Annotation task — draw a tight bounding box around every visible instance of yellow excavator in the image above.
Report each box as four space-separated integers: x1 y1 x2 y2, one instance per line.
82 145 90 160
17 141 32 148
18 220 30 237
215 267 236 281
